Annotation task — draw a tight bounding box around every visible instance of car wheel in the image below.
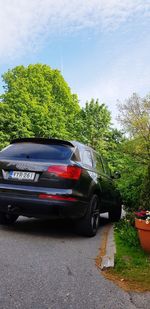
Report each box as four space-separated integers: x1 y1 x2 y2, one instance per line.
76 194 100 237
0 212 19 225
109 204 122 222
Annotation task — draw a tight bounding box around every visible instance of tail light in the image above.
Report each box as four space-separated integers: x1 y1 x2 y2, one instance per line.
47 165 81 180
39 194 77 201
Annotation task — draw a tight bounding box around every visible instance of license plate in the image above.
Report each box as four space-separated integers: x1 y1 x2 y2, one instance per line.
9 171 35 181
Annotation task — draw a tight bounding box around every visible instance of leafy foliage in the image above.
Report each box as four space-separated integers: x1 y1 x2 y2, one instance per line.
78 99 111 151
113 148 146 210
0 65 114 157
0 64 80 148
117 93 150 163
117 93 150 210
115 218 139 248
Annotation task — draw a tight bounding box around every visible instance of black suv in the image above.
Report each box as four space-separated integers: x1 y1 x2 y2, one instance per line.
0 138 122 236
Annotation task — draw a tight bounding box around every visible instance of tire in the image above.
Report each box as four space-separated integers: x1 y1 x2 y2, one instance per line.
76 194 100 237
109 204 122 222
0 212 19 225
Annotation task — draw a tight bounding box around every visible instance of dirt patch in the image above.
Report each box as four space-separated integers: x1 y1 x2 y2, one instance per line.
102 269 150 293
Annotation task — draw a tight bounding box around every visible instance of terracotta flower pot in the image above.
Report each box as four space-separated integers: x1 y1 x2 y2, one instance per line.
135 218 150 253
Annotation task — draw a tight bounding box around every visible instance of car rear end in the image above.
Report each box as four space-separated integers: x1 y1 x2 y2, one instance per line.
0 139 88 219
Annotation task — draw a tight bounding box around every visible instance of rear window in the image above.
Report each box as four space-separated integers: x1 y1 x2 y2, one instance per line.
0 143 72 161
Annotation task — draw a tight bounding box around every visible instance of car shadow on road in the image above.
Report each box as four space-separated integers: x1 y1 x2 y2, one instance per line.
0 215 110 239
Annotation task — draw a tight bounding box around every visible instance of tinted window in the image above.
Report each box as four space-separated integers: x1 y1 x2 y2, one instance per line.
93 152 105 173
102 158 111 176
82 150 93 167
0 143 72 161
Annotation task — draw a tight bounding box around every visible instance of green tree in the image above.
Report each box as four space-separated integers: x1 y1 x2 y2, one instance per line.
0 64 80 148
78 99 111 154
103 128 125 169
118 93 150 163
117 93 150 209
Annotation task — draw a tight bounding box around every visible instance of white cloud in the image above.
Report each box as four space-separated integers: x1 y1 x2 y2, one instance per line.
0 0 150 60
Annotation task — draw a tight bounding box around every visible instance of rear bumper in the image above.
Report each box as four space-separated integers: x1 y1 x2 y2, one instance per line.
0 184 88 219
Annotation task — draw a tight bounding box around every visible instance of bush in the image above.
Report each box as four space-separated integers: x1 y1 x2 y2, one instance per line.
139 165 150 210
115 218 139 248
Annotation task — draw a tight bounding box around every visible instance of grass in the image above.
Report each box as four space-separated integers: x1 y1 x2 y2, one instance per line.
104 228 150 291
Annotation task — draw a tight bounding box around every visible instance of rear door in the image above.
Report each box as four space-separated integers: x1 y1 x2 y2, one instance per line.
0 142 76 190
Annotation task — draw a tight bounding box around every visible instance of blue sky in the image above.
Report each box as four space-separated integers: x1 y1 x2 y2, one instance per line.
0 0 150 126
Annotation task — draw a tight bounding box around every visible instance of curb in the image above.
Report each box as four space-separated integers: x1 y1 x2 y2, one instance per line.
99 206 126 270
100 224 116 270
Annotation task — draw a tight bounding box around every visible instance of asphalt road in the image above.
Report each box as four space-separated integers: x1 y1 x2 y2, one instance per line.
0 216 149 309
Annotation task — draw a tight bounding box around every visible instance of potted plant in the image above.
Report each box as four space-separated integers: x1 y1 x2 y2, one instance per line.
135 210 150 253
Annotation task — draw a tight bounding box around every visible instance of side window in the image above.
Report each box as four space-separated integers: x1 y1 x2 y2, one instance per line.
93 152 105 173
102 158 111 177
82 150 93 167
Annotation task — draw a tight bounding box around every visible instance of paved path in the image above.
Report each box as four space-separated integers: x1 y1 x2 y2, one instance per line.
0 217 149 309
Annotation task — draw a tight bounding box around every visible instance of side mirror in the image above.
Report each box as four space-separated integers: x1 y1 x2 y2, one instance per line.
112 171 121 179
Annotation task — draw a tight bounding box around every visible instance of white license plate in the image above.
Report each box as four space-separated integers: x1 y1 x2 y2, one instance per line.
9 171 35 180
